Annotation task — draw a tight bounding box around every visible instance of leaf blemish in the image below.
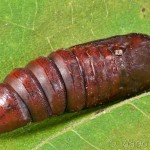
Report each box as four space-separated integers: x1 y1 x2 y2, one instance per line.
141 7 146 12
95 109 104 115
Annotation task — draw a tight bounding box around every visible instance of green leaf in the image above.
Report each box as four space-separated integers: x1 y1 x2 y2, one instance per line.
0 0 149 150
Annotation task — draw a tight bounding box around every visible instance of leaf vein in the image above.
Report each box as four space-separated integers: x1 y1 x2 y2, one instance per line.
71 129 100 150
129 102 150 119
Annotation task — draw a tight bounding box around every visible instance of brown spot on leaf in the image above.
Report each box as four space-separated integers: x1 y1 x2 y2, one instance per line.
95 109 104 115
141 7 146 12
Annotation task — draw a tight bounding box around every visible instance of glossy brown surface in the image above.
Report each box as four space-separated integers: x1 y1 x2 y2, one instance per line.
0 84 31 133
0 33 150 133
49 50 86 112
99 45 120 101
86 46 113 104
71 47 99 108
4 68 51 121
26 57 66 115
71 33 150 98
